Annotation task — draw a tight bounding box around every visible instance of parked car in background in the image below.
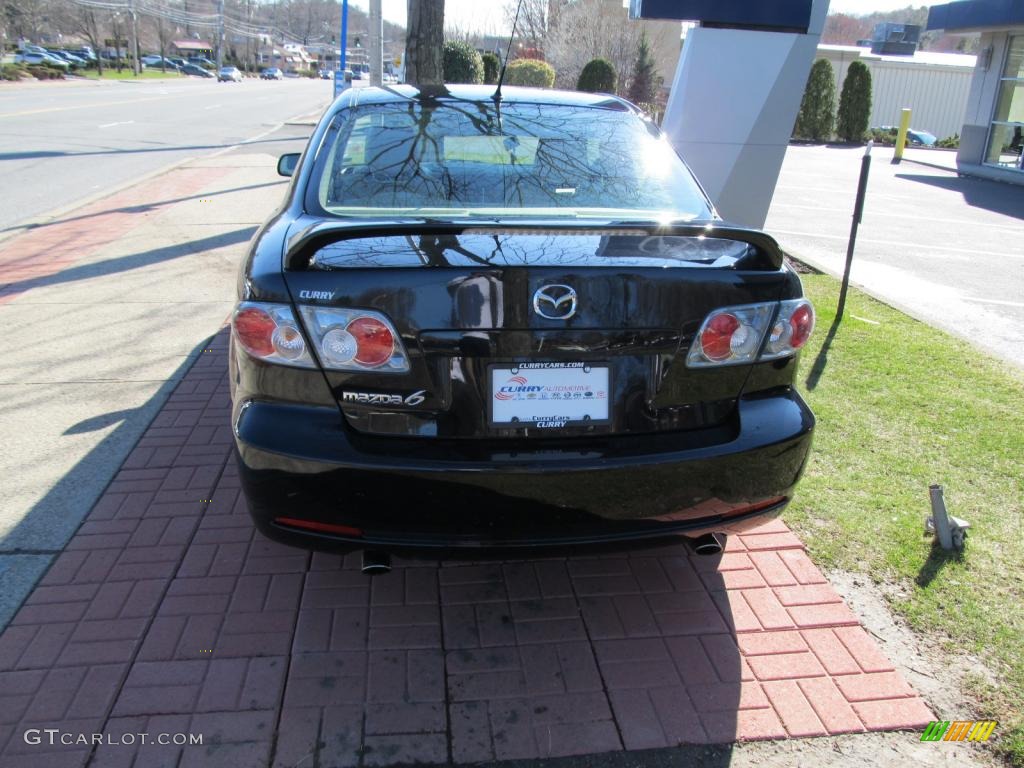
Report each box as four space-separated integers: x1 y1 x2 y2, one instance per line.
217 66 243 82
49 50 86 67
260 67 284 80
68 48 97 62
15 51 69 69
872 125 938 147
318 68 331 79
230 84 817 559
180 63 214 78
142 56 180 70
188 56 216 69
167 56 187 68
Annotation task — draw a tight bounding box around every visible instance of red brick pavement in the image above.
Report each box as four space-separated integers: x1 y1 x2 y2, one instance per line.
0 166 232 305
0 330 933 767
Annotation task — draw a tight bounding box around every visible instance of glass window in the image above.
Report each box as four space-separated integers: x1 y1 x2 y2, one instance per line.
308 101 714 220
985 36 1024 170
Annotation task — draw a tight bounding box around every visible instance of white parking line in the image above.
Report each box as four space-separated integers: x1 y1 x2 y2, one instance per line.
769 229 1021 260
98 120 135 128
771 202 1024 233
203 104 223 110
963 297 1024 308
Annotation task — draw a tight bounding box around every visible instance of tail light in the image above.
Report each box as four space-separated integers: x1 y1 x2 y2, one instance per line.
761 299 816 361
232 303 316 368
687 299 814 368
231 302 409 372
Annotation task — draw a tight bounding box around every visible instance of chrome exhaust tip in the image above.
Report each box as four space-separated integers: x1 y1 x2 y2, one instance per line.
691 532 725 556
361 550 392 575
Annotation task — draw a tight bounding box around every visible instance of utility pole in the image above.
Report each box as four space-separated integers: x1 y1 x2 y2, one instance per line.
334 0 348 98
216 0 225 69
368 0 382 86
128 0 140 75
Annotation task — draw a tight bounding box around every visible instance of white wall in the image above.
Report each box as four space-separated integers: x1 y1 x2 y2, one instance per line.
820 46 975 140
662 0 831 229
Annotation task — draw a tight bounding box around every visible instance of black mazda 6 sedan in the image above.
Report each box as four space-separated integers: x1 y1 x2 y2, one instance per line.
229 84 815 556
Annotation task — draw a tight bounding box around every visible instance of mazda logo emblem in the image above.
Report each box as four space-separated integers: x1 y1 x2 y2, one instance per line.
533 284 578 320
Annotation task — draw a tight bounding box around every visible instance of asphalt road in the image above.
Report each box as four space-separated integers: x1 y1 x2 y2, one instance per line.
0 76 333 235
765 145 1024 369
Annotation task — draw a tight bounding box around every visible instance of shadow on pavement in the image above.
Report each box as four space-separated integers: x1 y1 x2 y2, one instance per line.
0 134 300 163
0 182 282 236
0 226 255 296
894 172 1024 221
64 408 142 435
0 333 214 580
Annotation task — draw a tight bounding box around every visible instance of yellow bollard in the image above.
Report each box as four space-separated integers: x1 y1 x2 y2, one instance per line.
893 108 912 163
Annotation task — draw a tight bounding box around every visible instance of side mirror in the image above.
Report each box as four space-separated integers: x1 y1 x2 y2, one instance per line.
277 153 300 177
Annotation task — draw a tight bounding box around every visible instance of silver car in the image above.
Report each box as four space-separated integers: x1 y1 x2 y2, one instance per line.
217 66 243 83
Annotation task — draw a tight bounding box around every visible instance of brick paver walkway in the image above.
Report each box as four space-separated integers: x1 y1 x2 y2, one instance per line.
0 330 933 767
0 165 232 306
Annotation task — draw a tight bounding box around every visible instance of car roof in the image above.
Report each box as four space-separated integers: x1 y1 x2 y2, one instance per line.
333 84 636 114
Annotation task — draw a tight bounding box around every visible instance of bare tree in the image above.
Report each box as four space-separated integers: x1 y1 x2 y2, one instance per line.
503 0 550 54
150 13 171 71
111 10 125 72
406 0 443 85
545 0 642 93
281 0 337 46
2 0 50 43
67 5 105 75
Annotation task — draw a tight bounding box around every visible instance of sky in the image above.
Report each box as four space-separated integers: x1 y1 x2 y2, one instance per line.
347 0 931 33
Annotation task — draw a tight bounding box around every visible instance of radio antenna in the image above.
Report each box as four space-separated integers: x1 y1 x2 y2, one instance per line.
493 0 524 104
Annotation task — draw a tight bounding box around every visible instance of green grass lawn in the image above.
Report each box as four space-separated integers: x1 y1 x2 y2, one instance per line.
790 273 1024 764
80 68 185 80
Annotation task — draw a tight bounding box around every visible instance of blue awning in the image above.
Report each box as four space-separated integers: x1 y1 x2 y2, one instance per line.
927 0 1024 32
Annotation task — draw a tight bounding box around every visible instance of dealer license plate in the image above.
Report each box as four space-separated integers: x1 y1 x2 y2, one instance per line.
489 362 610 428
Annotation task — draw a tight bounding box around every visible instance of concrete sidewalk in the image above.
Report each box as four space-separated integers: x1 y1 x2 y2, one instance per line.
0 127 308 629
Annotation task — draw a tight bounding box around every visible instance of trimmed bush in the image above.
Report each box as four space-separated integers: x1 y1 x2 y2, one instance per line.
1 63 28 81
836 60 872 143
504 59 555 88
27 65 63 80
481 52 500 85
577 58 616 93
442 40 484 84
793 59 835 142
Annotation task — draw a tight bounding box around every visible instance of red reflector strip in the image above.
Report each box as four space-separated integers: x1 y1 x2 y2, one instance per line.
274 517 363 536
721 496 787 518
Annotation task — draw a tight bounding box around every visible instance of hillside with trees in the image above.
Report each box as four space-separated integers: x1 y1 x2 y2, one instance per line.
822 6 978 53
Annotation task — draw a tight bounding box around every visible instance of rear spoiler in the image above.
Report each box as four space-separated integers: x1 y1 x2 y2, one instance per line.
283 220 784 271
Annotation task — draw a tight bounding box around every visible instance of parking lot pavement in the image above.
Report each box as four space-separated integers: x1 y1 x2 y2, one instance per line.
766 144 1024 369
0 329 933 766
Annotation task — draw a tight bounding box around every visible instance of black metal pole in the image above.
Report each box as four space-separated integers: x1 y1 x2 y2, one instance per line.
837 141 873 320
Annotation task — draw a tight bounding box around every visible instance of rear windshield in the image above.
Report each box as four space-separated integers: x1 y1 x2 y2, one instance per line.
307 101 713 221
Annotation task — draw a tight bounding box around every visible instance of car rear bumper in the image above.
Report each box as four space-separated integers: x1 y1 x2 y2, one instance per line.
233 390 814 550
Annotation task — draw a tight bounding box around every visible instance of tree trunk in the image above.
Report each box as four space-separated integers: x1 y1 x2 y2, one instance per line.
405 0 444 85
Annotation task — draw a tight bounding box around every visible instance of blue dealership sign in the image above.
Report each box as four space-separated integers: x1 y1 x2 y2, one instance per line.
629 0 813 33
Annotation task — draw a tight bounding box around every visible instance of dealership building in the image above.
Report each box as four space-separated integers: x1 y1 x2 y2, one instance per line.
928 1 1024 182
